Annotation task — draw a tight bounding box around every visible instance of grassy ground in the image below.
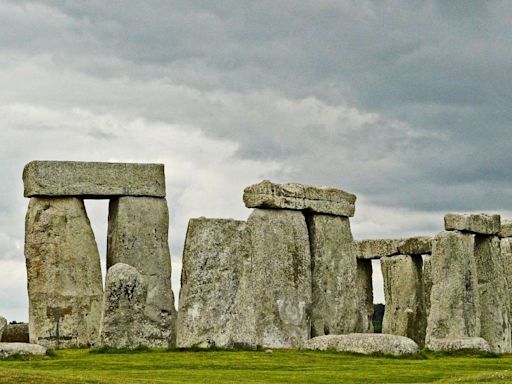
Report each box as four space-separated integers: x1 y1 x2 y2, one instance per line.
1 348 512 383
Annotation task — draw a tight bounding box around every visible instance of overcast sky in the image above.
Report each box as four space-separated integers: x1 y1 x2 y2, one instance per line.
1 1 511 322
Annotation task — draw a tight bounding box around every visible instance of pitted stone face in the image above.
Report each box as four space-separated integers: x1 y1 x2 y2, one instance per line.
499 219 512 238
444 213 501 235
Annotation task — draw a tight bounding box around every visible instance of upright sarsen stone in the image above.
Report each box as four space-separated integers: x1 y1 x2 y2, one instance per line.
25 197 103 348
107 197 176 347
423 256 433 319
248 209 312 348
356 259 374 333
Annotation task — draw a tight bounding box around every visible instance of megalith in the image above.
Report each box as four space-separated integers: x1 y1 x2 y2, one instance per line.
25 197 103 348
356 259 374 333
423 255 432 319
107 196 176 347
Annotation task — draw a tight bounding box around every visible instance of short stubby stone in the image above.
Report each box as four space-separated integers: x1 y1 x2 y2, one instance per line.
0 317 6 341
307 214 359 336
0 343 47 359
1 323 29 343
177 218 254 348
248 209 312 348
426 231 480 344
25 197 103 348
107 197 176 347
356 259 374 333
243 180 356 217
354 239 400 260
444 213 500 235
23 161 165 198
381 255 426 346
302 334 419 356
398 236 432 255
426 337 491 353
423 256 433 319
499 219 512 238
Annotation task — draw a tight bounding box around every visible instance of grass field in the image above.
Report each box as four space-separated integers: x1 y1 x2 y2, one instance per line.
1 348 512 383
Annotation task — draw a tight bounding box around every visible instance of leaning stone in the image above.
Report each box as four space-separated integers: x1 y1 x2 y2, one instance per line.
356 259 374 333
177 218 255 349
243 180 356 217
426 231 480 344
307 214 359 336
302 334 419 356
0 343 47 359
499 219 512 238
25 197 103 348
426 337 491 353
23 161 165 198
381 255 426 346
398 236 432 255
0 317 6 341
354 239 400 260
1 323 29 343
474 235 511 353
444 213 500 235
107 197 176 347
423 256 433 319
248 209 311 348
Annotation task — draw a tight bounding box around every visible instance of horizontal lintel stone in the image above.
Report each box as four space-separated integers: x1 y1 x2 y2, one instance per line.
499 219 512 238
444 213 500 235
397 236 432 255
354 239 400 259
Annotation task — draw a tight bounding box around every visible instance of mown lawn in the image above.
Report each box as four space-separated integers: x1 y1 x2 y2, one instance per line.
1 348 511 383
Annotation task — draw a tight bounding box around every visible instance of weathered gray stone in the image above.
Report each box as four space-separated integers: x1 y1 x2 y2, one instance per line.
23 161 165 198
426 337 491 353
499 219 512 238
248 209 311 348
354 239 400 260
501 238 512 311
423 256 433 319
243 180 356 217
356 259 374 333
25 197 103 348
0 317 6 341
426 231 480 345
474 235 511 353
307 214 359 336
398 236 432 255
0 343 47 359
381 255 426 346
177 218 255 348
1 323 29 343
107 197 176 347
444 213 500 235
302 334 419 356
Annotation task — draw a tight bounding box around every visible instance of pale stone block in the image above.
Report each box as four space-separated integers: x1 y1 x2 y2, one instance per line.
0 343 47 359
398 236 432 255
499 219 512 238
427 337 491 352
354 239 400 260
444 213 500 235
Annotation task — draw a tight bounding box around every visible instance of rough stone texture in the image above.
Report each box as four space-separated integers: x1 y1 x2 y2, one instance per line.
0 317 6 341
0 343 47 359
426 337 491 352
306 214 359 337
398 236 432 255
25 197 103 348
426 231 480 345
1 323 29 343
243 180 356 217
444 213 501 235
248 209 312 348
177 218 255 348
381 255 426 346
474 235 511 353
23 161 165 198
353 239 400 260
107 197 176 347
423 256 433 319
501 238 512 311
356 259 374 333
499 219 512 238
302 334 419 356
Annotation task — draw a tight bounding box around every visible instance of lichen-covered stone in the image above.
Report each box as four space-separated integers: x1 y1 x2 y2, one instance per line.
243 180 356 217
398 237 432 255
248 209 311 348
107 197 176 347
1 323 29 343
426 231 480 345
444 213 500 235
177 218 254 348
307 214 359 336
426 337 491 352
356 259 374 333
499 219 512 238
474 235 511 353
354 239 400 260
25 197 103 348
0 343 47 359
302 334 419 356
23 161 165 198
0 317 6 341
381 255 426 346
423 256 433 319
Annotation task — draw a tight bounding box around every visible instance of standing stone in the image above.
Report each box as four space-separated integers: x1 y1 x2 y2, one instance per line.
25 197 103 348
0 317 6 341
426 231 480 348
306 214 359 336
381 255 426 346
107 197 176 347
1 323 29 343
501 238 512 308
474 235 511 353
177 218 254 348
247 209 312 348
356 259 374 333
423 256 433 319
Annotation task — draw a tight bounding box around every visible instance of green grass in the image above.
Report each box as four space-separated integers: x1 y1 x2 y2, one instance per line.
1 348 512 383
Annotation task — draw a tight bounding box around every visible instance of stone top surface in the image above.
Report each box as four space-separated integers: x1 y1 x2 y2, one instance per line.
444 213 500 235
23 161 166 198
243 180 356 217
499 219 512 238
355 236 433 259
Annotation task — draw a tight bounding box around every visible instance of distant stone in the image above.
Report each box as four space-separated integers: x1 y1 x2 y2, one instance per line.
1 323 29 343
0 343 47 359
499 219 512 238
398 236 432 255
355 259 374 333
302 334 419 356
353 239 400 259
423 256 433 319
426 337 491 353
0 317 6 341
23 161 165 198
243 180 356 217
444 213 500 235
